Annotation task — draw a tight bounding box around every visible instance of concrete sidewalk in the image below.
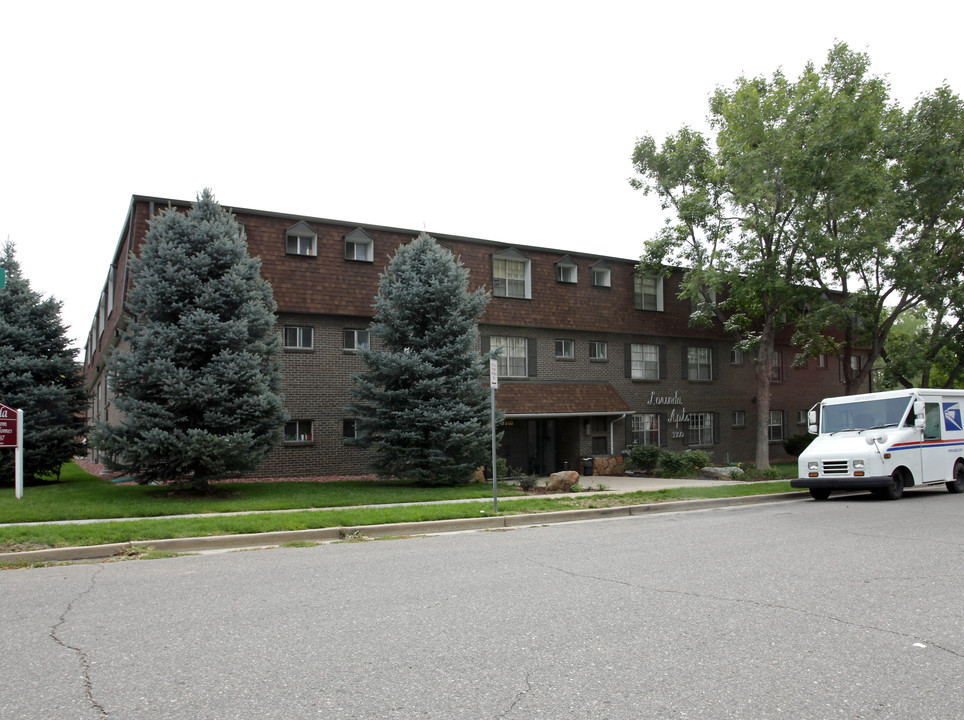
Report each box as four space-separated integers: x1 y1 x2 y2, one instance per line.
0 476 807 565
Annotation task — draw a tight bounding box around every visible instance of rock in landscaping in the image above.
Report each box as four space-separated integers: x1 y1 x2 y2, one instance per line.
546 470 580 492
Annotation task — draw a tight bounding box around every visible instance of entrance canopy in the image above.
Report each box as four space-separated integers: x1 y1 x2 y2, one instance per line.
496 382 632 419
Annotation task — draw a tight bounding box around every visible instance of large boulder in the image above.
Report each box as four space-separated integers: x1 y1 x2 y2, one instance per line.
546 470 580 492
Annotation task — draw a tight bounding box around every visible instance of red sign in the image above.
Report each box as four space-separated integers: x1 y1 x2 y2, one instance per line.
0 403 18 449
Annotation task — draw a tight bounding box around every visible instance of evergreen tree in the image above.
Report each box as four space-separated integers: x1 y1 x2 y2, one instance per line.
348 233 496 485
92 190 285 488
0 241 86 483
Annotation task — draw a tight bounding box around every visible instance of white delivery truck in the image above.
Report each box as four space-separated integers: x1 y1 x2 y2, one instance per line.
791 388 964 500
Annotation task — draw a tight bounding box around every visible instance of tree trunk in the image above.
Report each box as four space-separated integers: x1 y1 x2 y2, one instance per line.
754 320 777 470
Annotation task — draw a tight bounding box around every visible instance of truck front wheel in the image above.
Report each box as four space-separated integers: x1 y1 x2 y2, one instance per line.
809 488 831 501
947 462 964 494
883 470 905 500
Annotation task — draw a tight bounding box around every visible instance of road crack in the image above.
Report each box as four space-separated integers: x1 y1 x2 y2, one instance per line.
498 671 533 718
527 557 963 659
50 567 108 717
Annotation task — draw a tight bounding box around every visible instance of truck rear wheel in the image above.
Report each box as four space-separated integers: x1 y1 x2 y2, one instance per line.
883 470 905 500
947 462 964 494
809 488 831 501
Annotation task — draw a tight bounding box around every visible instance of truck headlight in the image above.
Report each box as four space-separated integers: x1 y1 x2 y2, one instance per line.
853 459 865 470
807 461 819 472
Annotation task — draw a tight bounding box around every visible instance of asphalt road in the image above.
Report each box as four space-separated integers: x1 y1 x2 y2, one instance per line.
1 489 962 719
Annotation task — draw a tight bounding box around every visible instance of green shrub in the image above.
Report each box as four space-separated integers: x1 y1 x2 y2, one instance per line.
783 434 814 457
660 449 711 477
517 474 538 492
626 444 666 472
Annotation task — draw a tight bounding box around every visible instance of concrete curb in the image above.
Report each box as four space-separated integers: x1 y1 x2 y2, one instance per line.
0 492 809 564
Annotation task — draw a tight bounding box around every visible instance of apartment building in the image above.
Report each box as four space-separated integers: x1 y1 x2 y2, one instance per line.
83 196 865 477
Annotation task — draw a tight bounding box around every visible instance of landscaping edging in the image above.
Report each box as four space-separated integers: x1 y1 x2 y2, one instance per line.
0 491 808 564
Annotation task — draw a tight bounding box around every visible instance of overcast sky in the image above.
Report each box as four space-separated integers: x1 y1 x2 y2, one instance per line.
2 1 962 352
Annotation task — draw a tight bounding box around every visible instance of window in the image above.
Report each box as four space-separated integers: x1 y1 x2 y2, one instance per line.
284 420 312 442
284 326 313 349
591 262 611 288
732 410 746 428
768 411 785 442
344 330 370 351
630 343 661 380
285 221 317 256
797 410 808 425
730 347 744 365
555 256 577 283
689 412 714 446
687 347 713 381
490 336 529 377
554 339 574 359
770 352 784 382
589 341 608 361
633 274 664 311
840 355 863 383
817 353 828 369
632 413 660 445
344 228 374 262
343 419 359 440
492 250 531 299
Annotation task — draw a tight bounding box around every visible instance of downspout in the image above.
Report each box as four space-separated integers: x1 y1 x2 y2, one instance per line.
610 413 631 455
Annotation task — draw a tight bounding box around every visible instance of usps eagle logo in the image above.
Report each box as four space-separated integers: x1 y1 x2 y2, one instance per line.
943 403 963 432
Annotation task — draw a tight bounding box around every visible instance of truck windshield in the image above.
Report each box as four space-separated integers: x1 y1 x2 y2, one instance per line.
820 396 913 434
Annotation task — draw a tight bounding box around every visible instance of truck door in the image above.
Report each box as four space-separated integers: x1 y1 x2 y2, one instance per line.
920 402 944 483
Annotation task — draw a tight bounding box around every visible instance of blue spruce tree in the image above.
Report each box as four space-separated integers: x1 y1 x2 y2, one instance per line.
0 241 86 483
349 233 497 485
92 190 285 488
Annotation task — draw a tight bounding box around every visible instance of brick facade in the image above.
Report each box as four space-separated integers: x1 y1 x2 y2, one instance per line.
83 196 865 477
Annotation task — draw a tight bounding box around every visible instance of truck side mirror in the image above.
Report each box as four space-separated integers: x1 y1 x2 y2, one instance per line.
807 409 818 435
915 417 926 430
914 400 925 429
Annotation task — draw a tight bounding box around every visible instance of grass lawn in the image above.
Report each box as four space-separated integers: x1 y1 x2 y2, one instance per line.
0 463 798 554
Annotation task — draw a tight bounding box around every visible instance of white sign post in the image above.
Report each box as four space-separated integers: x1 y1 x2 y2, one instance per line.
489 359 499 513
0 403 23 499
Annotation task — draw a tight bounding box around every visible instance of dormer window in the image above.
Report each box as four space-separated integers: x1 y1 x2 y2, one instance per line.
555 256 577 284
590 261 611 288
492 249 531 299
344 228 375 262
286 221 317 256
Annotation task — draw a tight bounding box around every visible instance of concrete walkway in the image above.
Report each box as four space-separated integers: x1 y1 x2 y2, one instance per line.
2 476 797 564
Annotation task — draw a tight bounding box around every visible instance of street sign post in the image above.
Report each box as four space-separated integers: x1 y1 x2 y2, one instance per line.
0 402 24 499
489 359 499 513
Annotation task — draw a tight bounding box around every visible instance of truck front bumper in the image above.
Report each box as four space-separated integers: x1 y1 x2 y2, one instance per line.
791 476 892 491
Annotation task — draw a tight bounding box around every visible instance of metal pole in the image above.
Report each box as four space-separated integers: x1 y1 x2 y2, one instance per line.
491 386 497 513
15 408 23 500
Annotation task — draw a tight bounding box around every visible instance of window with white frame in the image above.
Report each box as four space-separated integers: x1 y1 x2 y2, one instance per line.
344 228 374 262
554 339 574 359
840 355 863 383
555 256 577 283
490 336 528 377
492 250 531 299
284 420 312 442
687 347 713 381
589 341 607 361
344 329 370 351
632 413 660 445
631 343 660 380
730 347 744 365
770 352 784 381
797 409 808 425
343 419 360 441
591 263 611 287
688 412 714 446
817 353 828 369
633 274 664 311
732 410 746 427
284 326 313 349
285 221 317 256
768 410 785 442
